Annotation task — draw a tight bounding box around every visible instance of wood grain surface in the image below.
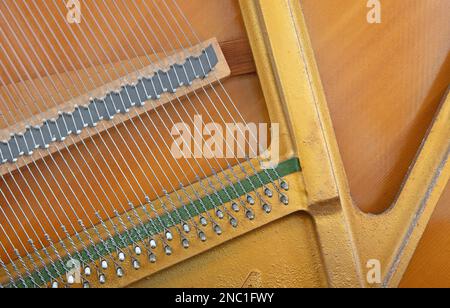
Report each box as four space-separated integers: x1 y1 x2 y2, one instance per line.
0 0 269 261
0 0 448 287
300 0 450 287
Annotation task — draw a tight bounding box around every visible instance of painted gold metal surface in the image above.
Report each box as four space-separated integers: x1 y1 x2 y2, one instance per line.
238 0 449 288
135 0 449 288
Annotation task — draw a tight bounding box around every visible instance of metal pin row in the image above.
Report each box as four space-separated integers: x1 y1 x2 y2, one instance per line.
0 45 218 164
2 177 289 288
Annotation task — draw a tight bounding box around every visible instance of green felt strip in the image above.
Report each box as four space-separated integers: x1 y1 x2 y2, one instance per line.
8 158 300 288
